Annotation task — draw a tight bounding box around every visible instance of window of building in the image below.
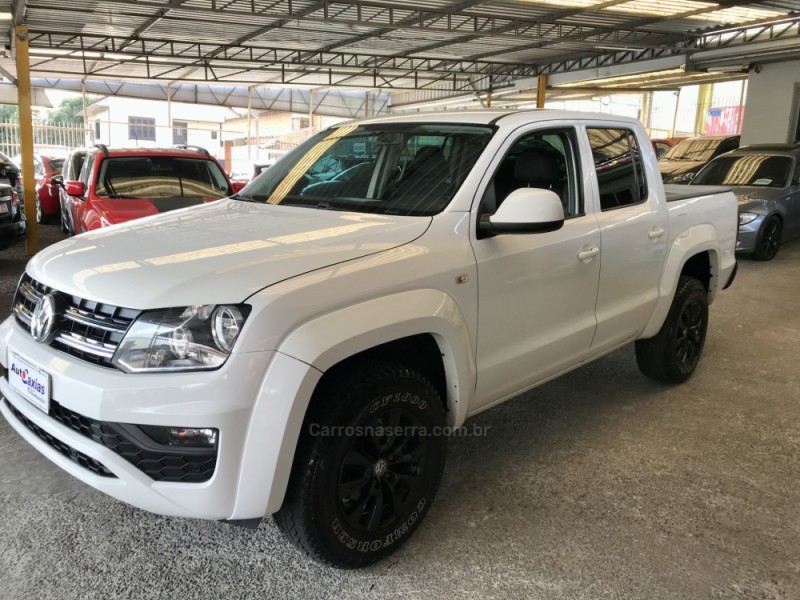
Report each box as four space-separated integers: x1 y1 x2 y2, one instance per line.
587 128 648 211
128 116 156 142
211 130 218 140
95 121 101 140
292 115 311 131
173 120 188 145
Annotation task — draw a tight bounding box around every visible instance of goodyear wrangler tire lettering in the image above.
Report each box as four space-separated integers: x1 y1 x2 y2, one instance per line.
275 361 446 568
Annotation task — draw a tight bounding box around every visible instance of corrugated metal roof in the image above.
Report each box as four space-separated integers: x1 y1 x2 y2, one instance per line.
4 0 799 91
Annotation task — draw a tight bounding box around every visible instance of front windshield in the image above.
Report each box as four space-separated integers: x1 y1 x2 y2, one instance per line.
95 156 231 199
662 138 722 162
238 123 495 216
693 155 792 188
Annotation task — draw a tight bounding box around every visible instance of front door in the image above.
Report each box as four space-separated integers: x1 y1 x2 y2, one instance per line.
472 125 601 408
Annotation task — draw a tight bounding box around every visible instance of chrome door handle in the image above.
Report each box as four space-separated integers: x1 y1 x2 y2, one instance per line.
648 227 666 239
577 247 600 261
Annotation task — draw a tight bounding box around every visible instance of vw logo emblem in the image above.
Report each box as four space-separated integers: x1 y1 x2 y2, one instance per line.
373 459 389 478
31 293 59 343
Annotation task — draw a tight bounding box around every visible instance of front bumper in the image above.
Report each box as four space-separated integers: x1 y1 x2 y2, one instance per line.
735 216 763 254
0 315 274 520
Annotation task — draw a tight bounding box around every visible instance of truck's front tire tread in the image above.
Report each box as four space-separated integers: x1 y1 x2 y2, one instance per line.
274 362 447 568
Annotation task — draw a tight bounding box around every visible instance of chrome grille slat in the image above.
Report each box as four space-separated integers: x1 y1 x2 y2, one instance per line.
18 281 43 304
15 305 32 326
64 308 129 333
12 274 140 369
54 332 116 360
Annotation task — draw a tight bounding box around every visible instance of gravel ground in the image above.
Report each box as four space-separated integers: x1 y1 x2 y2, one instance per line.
1 223 799 599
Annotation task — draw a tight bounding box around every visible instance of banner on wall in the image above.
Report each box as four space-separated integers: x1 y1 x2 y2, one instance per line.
705 106 744 135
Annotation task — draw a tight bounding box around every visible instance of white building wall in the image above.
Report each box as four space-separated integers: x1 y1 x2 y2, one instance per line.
87 98 231 155
741 60 800 145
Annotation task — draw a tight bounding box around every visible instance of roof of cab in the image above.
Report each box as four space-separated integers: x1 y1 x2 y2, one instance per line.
336 109 644 129
90 146 215 159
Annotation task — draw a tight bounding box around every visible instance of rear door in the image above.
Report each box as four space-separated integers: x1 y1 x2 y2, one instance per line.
581 125 668 353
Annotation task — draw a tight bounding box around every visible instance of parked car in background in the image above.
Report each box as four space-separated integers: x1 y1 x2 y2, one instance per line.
659 135 740 183
0 151 22 202
651 137 683 159
691 143 800 260
0 183 26 237
32 154 65 224
63 145 245 233
53 148 87 235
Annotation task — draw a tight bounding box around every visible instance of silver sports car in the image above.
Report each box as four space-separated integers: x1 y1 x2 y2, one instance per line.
691 144 800 261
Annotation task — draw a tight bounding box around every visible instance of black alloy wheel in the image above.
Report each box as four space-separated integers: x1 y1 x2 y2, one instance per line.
275 362 447 568
754 216 781 261
338 407 426 534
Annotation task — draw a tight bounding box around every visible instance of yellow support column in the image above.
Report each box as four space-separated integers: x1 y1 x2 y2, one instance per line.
14 25 38 255
694 83 713 136
536 75 547 109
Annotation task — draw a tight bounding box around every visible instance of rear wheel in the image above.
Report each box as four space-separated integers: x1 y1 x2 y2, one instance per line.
275 362 447 568
753 215 781 261
636 275 708 384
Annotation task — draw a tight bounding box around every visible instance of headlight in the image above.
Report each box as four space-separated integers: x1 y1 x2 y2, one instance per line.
112 304 250 373
739 212 759 225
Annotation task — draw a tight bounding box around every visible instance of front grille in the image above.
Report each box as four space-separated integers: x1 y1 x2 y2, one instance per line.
49 400 217 483
4 398 116 478
13 274 140 368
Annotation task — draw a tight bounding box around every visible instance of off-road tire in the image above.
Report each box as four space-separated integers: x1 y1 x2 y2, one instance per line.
274 362 447 568
636 275 708 384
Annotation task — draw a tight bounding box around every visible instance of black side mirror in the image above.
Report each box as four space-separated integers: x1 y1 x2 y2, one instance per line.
51 175 64 189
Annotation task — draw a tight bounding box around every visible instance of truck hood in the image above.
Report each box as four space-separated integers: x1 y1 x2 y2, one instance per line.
733 187 786 213
27 198 431 308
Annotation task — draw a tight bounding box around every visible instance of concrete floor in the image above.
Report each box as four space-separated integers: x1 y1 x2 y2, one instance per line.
1 223 799 600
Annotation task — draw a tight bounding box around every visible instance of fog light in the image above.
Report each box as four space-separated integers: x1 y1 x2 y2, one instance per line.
140 425 218 448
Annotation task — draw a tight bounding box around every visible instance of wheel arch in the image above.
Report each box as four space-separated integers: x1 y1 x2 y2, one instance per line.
279 288 475 428
641 225 721 339
233 289 475 518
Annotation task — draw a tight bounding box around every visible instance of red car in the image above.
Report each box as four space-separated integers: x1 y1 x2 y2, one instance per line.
33 154 65 223
64 145 245 233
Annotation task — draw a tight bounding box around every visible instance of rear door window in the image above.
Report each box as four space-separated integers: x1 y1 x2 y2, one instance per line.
587 128 648 211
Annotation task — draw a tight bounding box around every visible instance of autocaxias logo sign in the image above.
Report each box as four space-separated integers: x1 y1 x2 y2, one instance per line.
10 362 46 395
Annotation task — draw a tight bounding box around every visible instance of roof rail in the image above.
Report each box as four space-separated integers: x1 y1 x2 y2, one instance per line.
174 144 211 157
94 143 109 156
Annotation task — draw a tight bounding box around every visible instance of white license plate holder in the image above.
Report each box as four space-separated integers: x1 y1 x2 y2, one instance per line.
7 351 51 414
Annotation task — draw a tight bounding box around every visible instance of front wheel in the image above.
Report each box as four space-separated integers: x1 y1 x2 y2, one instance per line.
35 197 44 224
636 275 708 384
275 362 447 568
753 215 781 261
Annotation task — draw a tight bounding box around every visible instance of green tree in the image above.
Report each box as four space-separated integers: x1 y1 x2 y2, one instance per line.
45 96 86 126
0 103 19 122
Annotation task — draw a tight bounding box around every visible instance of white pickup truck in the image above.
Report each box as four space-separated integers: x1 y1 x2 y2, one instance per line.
0 111 737 568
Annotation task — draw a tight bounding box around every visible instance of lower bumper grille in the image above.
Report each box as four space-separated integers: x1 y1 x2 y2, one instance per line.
4 398 116 478
49 401 217 483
